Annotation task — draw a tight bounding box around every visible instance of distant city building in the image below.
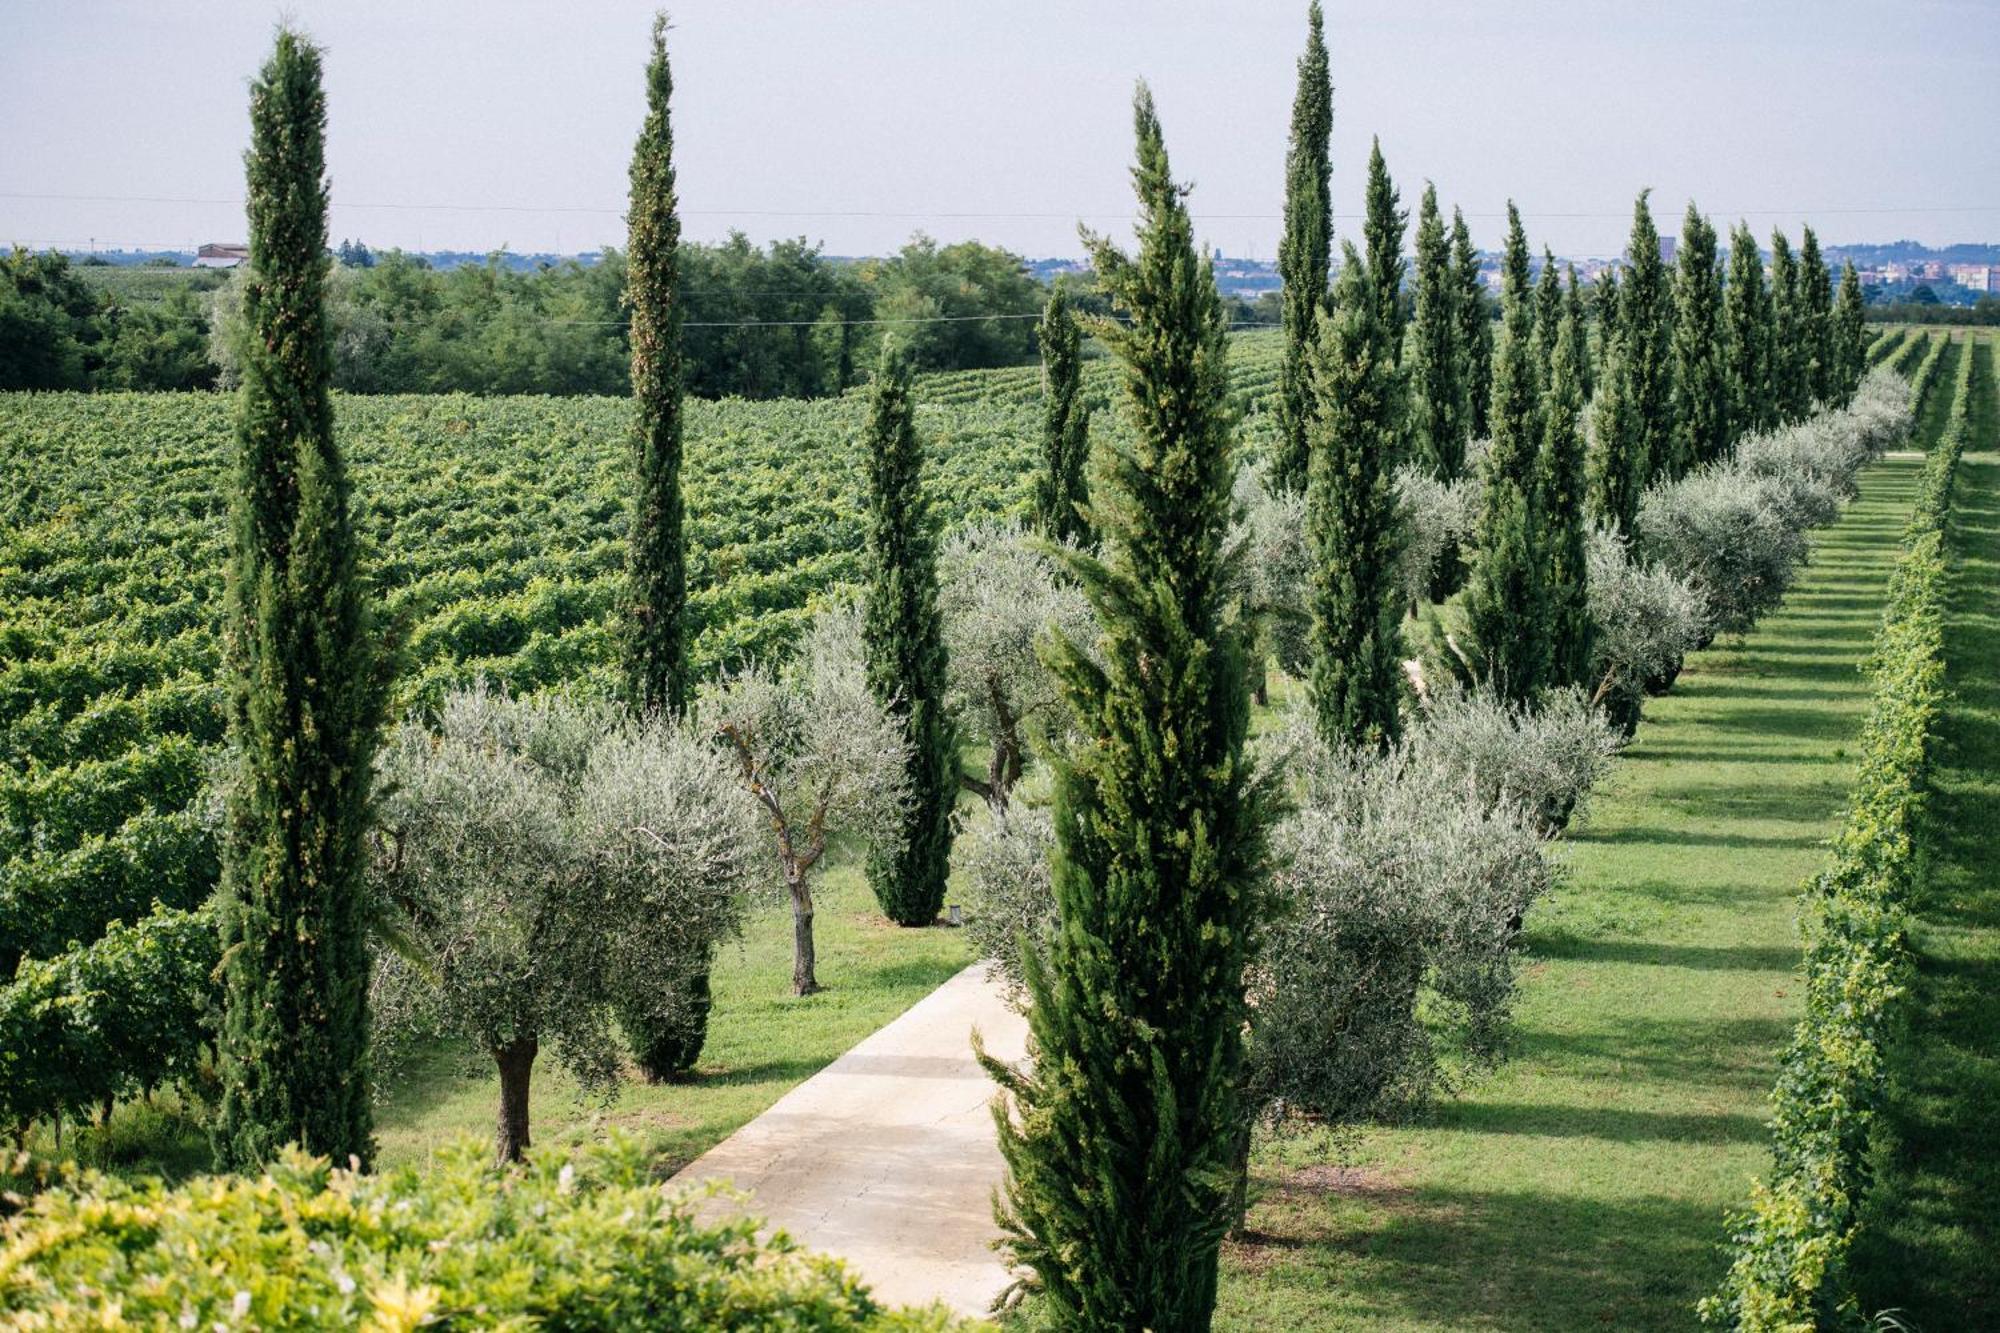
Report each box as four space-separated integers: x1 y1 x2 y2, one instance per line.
1949 264 1996 293
194 242 248 269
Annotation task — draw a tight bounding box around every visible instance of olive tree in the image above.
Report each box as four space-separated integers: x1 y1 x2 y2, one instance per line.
368 688 758 1164
1585 526 1709 735
1411 684 1621 838
706 604 909 996
937 521 1091 810
1636 469 1807 639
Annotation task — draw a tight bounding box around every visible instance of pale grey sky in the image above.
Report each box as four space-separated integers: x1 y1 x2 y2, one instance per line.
3 0 1996 260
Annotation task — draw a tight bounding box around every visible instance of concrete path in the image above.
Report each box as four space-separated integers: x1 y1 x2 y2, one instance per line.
671 963 1030 1318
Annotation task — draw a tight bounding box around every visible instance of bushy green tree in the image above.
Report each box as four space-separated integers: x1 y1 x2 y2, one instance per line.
215 28 387 1170
1362 138 1406 366
1462 204 1551 704
1273 1 1332 494
1539 306 1593 689
1451 209 1493 440
1723 222 1773 434
1409 184 1466 479
1834 260 1867 402
1800 225 1835 406
983 85 1273 1330
860 341 957 928
1034 281 1092 546
1669 204 1728 474
1306 243 1405 750
0 248 105 389
1768 229 1808 421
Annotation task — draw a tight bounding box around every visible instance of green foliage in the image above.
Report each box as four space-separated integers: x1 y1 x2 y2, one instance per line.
1409 184 1467 480
1033 281 1093 546
1533 248 1560 368
1305 244 1405 750
1362 138 1407 367
1565 265 1592 402
0 1136 953 1330
860 233 1045 374
1590 191 1673 528
1538 306 1594 690
1725 222 1775 435
213 29 387 1171
0 810 215 977
1834 263 1867 402
1799 227 1836 407
1273 0 1332 494
1703 345 1968 1333
1451 208 1493 440
982 85 1273 1329
1768 231 1810 423
861 343 957 927
1462 204 1552 703
1669 204 1729 474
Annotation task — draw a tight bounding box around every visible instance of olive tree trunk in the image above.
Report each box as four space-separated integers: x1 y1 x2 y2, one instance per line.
492 1035 539 1165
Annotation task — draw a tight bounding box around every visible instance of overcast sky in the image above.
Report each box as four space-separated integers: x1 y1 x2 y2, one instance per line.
4 1 1996 261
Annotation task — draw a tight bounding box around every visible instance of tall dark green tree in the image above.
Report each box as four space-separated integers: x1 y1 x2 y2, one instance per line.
1799 225 1835 406
1450 208 1492 439
1362 138 1406 365
1595 267 1622 389
1768 229 1808 422
216 27 387 1170
1272 0 1332 494
1723 222 1773 434
1462 204 1551 704
1588 192 1670 529
1034 280 1093 546
1408 183 1466 479
1539 305 1593 689
1533 247 1561 370
1564 264 1592 402
861 340 957 928
1306 243 1405 750
617 16 709 1083
1834 260 1867 402
1668 203 1728 473
983 86 1272 1330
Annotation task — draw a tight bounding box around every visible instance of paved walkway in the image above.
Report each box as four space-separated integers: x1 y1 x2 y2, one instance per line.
671 963 1029 1318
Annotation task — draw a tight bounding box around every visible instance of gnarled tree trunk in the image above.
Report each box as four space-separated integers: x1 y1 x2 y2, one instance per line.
492 1034 538 1164
788 865 818 996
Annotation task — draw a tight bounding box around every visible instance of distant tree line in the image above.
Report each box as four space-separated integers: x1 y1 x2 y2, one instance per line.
0 231 1048 396
1865 293 2000 325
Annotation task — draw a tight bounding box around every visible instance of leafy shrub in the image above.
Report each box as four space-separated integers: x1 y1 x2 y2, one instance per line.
958 787 1058 995
1412 684 1622 836
1636 469 1807 638
0 1137 954 1329
1585 527 1709 735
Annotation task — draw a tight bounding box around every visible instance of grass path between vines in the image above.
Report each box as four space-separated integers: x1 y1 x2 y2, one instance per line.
1215 451 1929 1329
1851 332 2000 1327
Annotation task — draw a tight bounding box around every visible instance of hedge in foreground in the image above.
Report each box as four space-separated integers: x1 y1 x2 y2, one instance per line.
1699 333 1971 1333
0 1137 954 1330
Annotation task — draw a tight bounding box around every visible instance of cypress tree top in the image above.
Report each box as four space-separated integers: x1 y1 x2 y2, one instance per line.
1723 221 1773 434
1668 203 1727 475
1409 182 1465 480
1034 279 1092 546
1450 207 1493 441
1362 137 1407 365
1273 0 1332 494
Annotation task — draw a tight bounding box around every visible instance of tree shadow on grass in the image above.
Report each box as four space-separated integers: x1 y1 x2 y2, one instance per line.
1578 824 1825 852
1527 934 1800 974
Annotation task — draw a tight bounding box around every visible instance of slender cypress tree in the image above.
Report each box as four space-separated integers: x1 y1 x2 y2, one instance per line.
1723 222 1773 434
1620 190 1675 487
1539 304 1593 690
1273 0 1332 494
216 27 386 1170
1450 208 1493 439
1462 203 1551 704
861 340 957 928
1408 183 1465 479
616 14 707 1082
1768 229 1807 422
1034 280 1093 546
1565 264 1592 402
1800 225 1835 406
1668 203 1728 473
1595 267 1622 388
1306 243 1405 750
1533 246 1561 370
1362 138 1407 365
983 86 1271 1330
1834 260 1867 402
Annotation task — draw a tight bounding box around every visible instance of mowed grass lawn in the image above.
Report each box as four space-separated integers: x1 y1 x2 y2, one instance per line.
1217 448 1932 1326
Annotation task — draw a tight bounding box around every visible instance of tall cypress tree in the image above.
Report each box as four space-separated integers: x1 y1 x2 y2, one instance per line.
1409 183 1465 479
1565 264 1592 402
1800 225 1835 406
1451 208 1493 439
1539 304 1593 690
1723 222 1773 435
1462 203 1551 704
216 27 386 1170
1362 138 1407 365
1620 190 1674 487
617 15 707 1082
1668 203 1728 473
1768 229 1807 422
1306 243 1405 750
1834 260 1867 403
1034 280 1092 546
1533 246 1561 370
984 85 1271 1330
1595 267 1622 390
1273 0 1331 494
861 341 957 928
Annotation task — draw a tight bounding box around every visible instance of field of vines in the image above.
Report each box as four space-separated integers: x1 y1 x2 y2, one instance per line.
0 329 1283 984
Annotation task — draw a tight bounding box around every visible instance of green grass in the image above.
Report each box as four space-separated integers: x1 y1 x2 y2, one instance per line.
1850 334 2000 1328
1215 451 1930 1329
